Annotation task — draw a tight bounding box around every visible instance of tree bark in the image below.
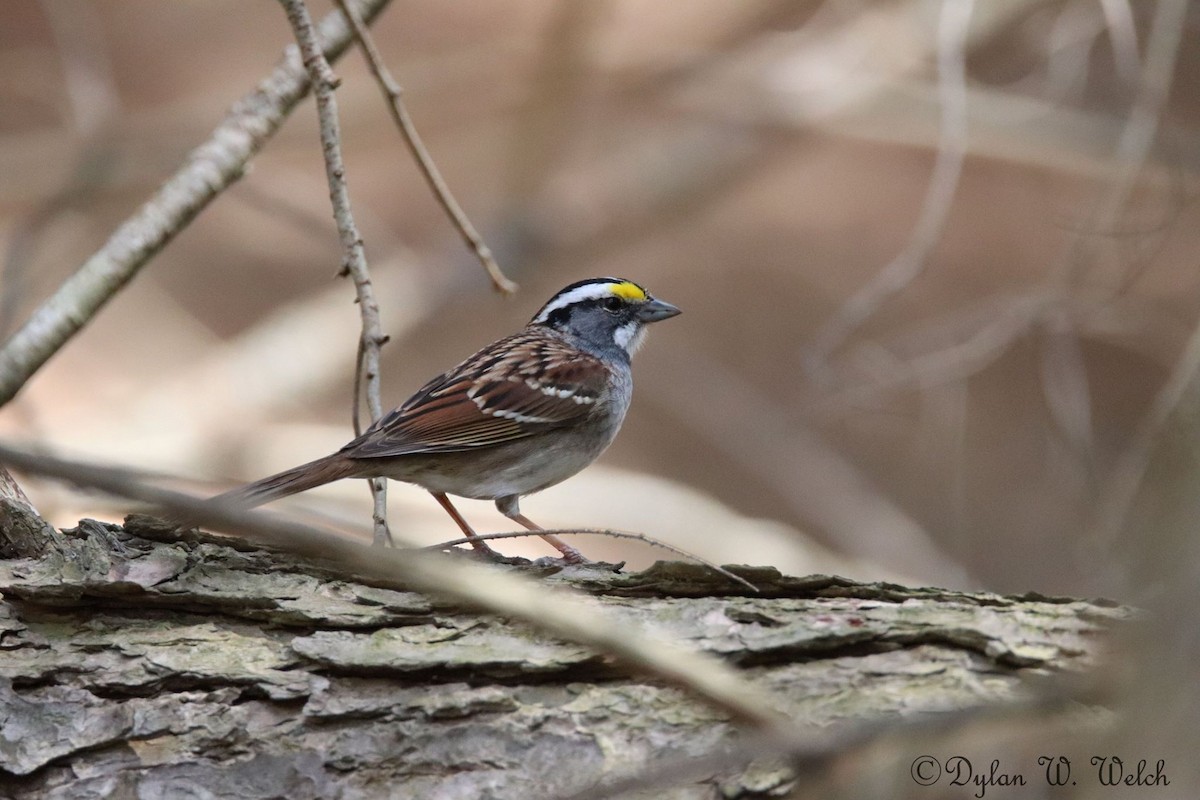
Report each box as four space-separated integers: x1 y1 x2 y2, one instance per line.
0 512 1126 799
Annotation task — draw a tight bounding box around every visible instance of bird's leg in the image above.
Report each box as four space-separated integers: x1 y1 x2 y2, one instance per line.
495 496 587 565
431 492 501 558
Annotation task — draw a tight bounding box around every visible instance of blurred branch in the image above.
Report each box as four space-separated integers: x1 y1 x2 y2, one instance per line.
1074 0 1188 291
646 342 974 588
806 0 974 375
1070 0 1189 547
1098 0 1140 89
1038 307 1096 469
810 288 1195 424
511 2 602 190
1094 297 1200 548
333 0 517 295
0 0 121 339
682 2 1158 192
37 260 430 480
561 696 1092 800
812 294 1052 414
39 0 120 137
0 441 788 734
0 0 393 408
0 149 118 341
1032 0 1187 528
279 0 391 547
1038 0 1110 108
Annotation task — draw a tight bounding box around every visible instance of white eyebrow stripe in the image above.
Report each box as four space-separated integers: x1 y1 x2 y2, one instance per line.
532 281 627 323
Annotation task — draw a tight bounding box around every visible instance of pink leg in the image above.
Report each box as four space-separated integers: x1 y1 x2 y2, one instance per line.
496 495 587 564
431 492 500 558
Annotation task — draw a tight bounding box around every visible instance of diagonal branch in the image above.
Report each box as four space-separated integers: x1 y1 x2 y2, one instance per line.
0 441 789 735
279 0 391 547
332 0 517 295
0 0 394 408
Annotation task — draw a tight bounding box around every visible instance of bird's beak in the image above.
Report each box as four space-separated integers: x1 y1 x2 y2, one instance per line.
637 298 681 323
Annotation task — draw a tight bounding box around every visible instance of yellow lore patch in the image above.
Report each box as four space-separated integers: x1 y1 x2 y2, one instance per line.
609 281 647 301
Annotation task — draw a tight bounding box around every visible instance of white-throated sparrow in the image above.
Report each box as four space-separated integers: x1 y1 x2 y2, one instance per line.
217 278 680 562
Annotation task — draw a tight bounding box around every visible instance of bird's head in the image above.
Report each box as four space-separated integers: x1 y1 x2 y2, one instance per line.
530 278 681 356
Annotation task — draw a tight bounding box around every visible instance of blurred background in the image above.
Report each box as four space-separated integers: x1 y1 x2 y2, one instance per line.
2 0 1198 597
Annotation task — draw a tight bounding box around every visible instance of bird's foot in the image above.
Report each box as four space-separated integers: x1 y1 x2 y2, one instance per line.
456 544 531 566
557 546 588 566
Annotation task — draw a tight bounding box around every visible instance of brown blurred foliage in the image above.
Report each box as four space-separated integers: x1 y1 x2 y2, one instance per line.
2 0 1199 596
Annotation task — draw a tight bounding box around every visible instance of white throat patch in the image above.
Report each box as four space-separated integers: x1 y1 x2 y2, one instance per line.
612 321 646 355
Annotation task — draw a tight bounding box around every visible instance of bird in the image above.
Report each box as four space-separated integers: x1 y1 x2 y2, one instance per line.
215 277 681 563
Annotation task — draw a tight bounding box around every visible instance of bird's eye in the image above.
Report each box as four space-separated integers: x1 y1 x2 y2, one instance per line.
601 297 622 313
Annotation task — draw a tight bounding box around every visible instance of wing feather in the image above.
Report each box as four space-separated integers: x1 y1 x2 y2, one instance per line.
344 329 609 458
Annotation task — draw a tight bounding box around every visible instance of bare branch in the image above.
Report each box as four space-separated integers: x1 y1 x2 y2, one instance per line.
0 0 394 407
0 441 789 734
333 0 518 295
279 0 391 547
805 0 974 375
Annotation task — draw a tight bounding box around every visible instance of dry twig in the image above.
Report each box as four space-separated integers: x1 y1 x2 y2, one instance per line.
279 0 391 547
333 0 518 295
425 527 760 593
0 0 394 407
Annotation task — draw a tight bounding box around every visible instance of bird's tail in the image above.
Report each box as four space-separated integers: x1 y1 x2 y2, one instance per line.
212 454 358 508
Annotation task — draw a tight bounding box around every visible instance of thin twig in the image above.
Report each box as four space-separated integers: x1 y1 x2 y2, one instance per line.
0 0 394 408
805 0 974 377
0 441 790 734
279 0 391 547
351 335 391 546
332 0 517 295
424 528 760 593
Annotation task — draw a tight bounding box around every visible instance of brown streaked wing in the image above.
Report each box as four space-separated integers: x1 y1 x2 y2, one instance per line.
344 329 609 458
